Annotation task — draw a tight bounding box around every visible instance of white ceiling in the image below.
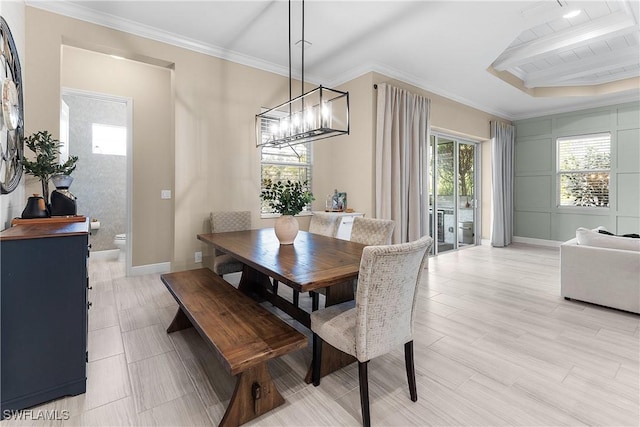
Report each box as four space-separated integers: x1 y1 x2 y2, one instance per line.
27 0 640 120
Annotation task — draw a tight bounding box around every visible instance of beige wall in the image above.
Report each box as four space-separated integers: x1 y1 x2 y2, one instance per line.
0 0 26 229
313 73 376 216
60 46 173 267
24 6 509 270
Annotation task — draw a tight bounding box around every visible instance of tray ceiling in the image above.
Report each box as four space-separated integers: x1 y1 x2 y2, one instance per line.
491 1 639 90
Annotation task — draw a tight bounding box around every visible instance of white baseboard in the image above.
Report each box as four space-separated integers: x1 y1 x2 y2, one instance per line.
130 262 171 276
90 249 119 260
513 236 562 247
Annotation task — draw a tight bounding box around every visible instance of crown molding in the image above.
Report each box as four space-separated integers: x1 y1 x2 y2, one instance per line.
26 0 324 84
328 62 516 121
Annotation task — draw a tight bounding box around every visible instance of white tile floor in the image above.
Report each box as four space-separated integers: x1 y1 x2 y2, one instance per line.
3 243 639 426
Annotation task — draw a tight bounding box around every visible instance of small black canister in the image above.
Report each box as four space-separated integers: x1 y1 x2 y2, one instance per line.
21 194 49 219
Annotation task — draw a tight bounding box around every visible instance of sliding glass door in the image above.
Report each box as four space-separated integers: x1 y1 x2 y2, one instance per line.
428 133 479 254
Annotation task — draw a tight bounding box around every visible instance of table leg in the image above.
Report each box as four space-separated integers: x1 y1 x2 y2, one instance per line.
324 280 355 306
239 264 311 328
238 264 272 296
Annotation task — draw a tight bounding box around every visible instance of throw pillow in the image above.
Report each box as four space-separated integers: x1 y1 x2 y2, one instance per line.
598 229 640 238
576 227 640 251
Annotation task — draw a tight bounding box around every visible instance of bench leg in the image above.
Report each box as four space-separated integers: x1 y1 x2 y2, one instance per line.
219 363 285 427
166 307 194 333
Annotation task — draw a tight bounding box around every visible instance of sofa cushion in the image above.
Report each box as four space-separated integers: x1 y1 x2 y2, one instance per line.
576 227 640 252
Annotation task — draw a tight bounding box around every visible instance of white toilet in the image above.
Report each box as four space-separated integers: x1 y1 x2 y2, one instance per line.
113 233 126 261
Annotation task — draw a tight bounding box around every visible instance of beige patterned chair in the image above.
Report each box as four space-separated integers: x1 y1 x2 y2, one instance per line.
308 212 341 237
283 212 342 305
209 211 251 276
302 212 340 307
350 217 395 245
310 235 432 427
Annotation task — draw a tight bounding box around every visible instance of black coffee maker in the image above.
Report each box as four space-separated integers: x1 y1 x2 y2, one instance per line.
50 174 77 216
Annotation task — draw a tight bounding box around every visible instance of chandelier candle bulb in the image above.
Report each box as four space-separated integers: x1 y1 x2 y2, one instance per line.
257 86 349 147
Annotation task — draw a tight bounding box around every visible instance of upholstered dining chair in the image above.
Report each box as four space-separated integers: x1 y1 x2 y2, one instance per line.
308 212 341 237
279 212 342 306
209 211 251 276
296 212 340 307
310 235 432 427
350 217 395 246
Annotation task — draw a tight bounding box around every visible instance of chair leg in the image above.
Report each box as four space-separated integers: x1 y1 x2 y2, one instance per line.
272 278 279 295
311 292 319 311
358 361 371 427
404 341 417 402
312 333 322 386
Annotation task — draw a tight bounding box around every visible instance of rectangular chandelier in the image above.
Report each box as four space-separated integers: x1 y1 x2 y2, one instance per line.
256 85 349 148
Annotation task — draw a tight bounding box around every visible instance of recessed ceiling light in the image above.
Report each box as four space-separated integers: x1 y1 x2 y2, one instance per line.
563 9 581 19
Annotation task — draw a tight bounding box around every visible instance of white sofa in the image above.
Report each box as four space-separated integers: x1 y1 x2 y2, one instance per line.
561 228 640 314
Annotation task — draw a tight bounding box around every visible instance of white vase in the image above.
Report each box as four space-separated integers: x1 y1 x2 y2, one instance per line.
274 215 299 245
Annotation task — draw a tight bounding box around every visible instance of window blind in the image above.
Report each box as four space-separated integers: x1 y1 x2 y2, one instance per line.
557 133 610 207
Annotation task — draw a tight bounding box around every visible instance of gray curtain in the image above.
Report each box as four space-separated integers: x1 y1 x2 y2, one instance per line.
375 83 430 244
490 121 515 247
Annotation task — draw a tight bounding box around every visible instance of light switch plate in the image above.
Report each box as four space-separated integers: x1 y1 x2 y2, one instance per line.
161 190 171 199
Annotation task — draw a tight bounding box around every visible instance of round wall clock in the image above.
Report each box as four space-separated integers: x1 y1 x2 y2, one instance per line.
0 16 24 194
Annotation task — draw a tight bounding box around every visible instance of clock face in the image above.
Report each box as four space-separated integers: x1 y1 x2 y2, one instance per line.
0 16 24 194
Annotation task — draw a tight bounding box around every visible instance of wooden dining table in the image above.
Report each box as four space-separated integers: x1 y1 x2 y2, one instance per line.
197 228 366 382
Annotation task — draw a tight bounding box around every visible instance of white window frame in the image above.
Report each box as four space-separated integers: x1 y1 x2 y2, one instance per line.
260 142 313 218
92 123 127 156
556 132 611 209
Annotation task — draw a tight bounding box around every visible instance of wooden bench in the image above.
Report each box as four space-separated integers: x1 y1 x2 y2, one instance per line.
161 268 307 427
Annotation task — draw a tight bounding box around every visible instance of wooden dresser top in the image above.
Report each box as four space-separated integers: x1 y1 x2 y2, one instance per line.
0 218 89 241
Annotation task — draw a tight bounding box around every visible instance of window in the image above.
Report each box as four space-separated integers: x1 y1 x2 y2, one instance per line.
557 133 610 208
260 142 312 215
92 123 126 156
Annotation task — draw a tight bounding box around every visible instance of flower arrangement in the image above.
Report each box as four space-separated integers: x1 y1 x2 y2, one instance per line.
260 179 314 216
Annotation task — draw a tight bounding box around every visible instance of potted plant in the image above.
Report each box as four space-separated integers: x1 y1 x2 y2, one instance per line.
21 130 78 207
260 179 314 244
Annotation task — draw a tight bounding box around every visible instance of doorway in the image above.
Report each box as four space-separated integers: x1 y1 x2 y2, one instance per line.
60 89 133 272
427 133 480 254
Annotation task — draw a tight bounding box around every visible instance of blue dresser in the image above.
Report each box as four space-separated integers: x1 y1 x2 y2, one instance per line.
0 218 89 418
